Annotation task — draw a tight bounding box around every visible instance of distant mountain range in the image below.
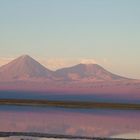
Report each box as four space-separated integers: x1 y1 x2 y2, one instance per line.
0 55 139 94
0 55 129 81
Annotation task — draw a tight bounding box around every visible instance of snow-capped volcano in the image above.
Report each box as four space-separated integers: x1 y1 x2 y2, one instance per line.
0 55 53 81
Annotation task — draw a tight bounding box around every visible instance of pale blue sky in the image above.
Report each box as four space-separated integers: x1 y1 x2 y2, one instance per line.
0 0 140 78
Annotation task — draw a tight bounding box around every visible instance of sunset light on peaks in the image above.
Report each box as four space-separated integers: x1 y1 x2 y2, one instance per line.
0 1 140 139
0 0 140 78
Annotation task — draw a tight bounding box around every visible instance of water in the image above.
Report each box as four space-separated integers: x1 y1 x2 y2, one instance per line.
0 91 140 138
0 91 140 103
0 104 140 138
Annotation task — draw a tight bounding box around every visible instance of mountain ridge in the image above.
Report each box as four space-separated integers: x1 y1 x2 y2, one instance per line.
0 55 139 94
0 55 135 81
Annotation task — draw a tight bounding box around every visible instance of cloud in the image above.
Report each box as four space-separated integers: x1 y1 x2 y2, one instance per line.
0 56 100 70
33 57 99 70
39 58 98 70
80 58 97 64
39 58 66 69
38 58 77 70
0 57 14 66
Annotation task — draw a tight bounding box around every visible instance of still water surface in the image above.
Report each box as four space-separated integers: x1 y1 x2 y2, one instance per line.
0 91 140 138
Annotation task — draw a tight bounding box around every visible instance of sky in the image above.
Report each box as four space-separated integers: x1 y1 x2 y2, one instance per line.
0 0 140 78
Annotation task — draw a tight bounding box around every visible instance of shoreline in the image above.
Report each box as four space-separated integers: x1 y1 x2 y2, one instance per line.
0 132 139 140
0 99 140 110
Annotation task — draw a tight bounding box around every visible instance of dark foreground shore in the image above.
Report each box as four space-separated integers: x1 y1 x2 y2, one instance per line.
0 132 138 140
0 99 140 110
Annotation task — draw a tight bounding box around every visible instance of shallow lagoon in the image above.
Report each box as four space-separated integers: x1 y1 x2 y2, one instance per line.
0 91 140 104
0 105 140 138
0 91 140 139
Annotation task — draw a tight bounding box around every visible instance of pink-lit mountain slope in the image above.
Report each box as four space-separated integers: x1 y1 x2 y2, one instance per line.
0 55 139 94
54 64 129 81
0 55 53 81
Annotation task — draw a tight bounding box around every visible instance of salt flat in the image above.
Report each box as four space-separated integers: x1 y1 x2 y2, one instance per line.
111 132 140 139
0 137 78 140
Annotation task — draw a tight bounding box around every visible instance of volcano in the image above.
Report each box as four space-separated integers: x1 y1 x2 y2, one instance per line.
54 64 128 81
0 55 139 94
0 55 53 81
